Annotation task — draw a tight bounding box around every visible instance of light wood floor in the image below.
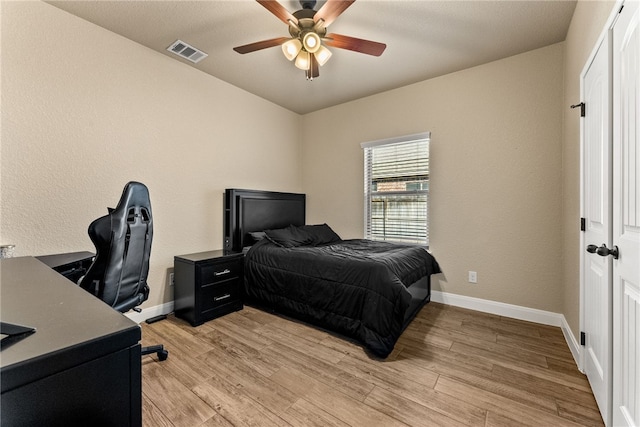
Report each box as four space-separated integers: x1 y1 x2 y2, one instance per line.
140 302 604 426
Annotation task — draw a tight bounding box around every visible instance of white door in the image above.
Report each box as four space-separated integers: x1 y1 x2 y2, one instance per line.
582 32 613 425
612 1 640 425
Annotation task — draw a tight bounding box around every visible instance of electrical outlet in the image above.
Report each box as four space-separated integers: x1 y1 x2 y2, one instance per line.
169 272 174 287
468 271 478 283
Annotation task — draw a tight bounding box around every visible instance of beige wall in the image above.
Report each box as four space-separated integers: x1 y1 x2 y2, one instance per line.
1 1 619 324
302 44 565 312
561 1 616 339
0 1 302 308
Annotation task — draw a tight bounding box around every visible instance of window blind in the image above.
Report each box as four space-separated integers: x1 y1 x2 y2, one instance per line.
362 133 430 246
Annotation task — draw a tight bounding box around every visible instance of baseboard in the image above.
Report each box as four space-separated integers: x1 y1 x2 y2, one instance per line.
561 314 583 371
125 301 174 324
430 290 563 326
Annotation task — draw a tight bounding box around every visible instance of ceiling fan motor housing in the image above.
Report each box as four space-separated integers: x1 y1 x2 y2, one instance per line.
289 10 327 40
300 0 316 10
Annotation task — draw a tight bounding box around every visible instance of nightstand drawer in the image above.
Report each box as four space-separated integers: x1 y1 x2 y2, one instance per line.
199 260 241 285
200 280 241 313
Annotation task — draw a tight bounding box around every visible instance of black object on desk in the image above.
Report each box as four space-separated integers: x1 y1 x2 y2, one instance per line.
0 321 36 350
0 321 35 337
0 256 142 427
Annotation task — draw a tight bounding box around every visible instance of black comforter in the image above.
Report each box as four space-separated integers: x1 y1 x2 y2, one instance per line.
244 238 441 357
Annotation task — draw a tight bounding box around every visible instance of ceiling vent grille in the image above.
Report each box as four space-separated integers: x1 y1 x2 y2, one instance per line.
167 40 208 64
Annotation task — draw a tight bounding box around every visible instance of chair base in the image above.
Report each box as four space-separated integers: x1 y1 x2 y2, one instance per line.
142 344 168 361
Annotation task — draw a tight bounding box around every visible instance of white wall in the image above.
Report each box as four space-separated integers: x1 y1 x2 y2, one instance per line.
0 1 301 308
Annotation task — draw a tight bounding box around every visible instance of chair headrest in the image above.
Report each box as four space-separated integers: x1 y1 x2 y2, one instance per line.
111 181 152 217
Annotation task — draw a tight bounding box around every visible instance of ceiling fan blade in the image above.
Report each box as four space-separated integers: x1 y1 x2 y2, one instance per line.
257 0 297 25
233 37 290 54
324 33 386 56
314 0 355 27
310 54 319 78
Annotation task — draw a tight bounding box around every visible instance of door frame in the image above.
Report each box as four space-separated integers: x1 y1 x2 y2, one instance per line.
580 29 613 425
578 1 624 425
580 0 624 367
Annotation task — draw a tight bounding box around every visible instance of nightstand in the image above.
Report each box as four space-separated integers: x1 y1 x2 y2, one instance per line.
174 250 243 326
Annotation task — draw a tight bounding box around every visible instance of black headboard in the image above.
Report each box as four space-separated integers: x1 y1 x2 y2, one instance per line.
224 189 306 252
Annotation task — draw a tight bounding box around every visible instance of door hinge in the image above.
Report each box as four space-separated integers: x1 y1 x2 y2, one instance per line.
581 217 586 231
571 102 586 117
580 331 586 346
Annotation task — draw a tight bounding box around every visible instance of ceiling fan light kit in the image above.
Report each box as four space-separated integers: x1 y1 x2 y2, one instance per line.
302 32 321 53
295 50 311 70
233 0 386 81
282 38 302 60
314 45 332 66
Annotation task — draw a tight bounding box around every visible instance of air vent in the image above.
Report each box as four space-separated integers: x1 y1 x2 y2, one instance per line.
167 40 208 64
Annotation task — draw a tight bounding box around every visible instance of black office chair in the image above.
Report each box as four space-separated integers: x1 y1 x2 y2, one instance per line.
80 181 168 361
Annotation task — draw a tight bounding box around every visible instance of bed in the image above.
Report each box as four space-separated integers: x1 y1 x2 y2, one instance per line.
224 188 441 358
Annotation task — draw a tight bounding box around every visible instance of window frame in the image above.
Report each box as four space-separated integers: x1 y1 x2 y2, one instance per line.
361 132 431 247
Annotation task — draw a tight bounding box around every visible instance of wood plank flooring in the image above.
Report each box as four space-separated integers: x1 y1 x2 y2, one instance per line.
140 302 604 426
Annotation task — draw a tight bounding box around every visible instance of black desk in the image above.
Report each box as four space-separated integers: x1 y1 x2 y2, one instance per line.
36 250 94 283
0 257 142 427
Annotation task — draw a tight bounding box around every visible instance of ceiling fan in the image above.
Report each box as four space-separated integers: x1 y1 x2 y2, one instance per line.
233 0 386 80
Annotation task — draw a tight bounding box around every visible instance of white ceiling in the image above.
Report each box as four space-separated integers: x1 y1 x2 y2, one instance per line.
46 0 577 115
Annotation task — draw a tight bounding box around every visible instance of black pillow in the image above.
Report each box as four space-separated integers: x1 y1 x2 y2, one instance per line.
299 224 341 246
264 225 312 248
249 231 267 242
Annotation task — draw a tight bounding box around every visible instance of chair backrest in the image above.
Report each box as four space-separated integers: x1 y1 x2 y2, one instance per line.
80 181 153 313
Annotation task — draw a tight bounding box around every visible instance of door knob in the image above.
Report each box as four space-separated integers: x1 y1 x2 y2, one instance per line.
596 244 619 259
586 243 619 259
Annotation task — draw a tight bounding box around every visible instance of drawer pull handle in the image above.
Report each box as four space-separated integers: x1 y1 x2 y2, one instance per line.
214 293 231 302
214 269 231 276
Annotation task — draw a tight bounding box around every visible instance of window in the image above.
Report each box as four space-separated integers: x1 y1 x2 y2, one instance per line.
361 132 430 246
